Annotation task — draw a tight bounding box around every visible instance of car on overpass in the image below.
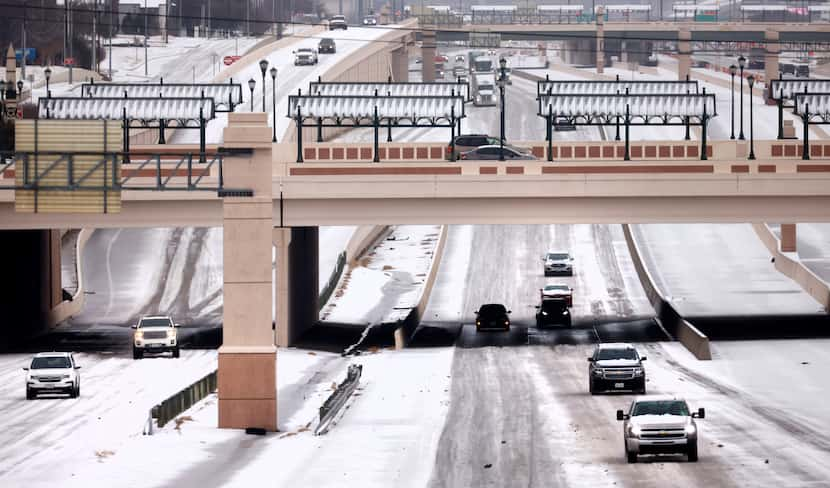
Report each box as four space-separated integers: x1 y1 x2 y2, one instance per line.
294 48 319 66
588 343 646 395
362 15 378 25
543 251 574 276
318 38 336 54
617 396 705 463
329 15 348 30
536 297 571 328
460 145 535 161
132 315 180 359
24 352 81 399
475 303 511 332
447 134 531 160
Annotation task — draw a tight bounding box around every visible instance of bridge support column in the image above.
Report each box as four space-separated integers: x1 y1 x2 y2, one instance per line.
218 113 277 431
391 41 409 82
274 226 319 347
764 30 780 103
595 7 605 74
781 224 797 253
677 29 691 81
421 30 436 82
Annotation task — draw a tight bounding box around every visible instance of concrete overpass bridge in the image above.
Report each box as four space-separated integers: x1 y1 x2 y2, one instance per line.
416 17 830 82
3 113 829 431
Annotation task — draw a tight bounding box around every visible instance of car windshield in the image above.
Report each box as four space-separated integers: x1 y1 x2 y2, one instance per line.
544 285 569 292
632 400 689 417
479 304 506 315
547 253 570 260
596 347 638 361
140 318 172 328
479 84 494 91
298 49 313 53
31 356 71 369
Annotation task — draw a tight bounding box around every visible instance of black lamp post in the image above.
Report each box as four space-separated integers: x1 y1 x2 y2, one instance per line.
44 66 52 97
0 80 5 103
747 74 756 160
729 64 737 140
17 81 24 102
738 55 746 140
497 57 507 161
248 78 256 112
259 59 268 112
270 66 277 142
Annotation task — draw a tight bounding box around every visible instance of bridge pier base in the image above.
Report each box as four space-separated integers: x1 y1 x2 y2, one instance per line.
218 113 278 431
391 41 409 82
781 224 797 252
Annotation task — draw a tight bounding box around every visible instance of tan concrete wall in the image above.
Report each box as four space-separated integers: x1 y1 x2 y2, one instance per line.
752 223 830 310
345 225 390 265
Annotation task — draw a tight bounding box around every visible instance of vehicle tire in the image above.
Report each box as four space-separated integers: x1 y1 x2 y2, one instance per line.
637 380 646 395
687 441 698 462
72 383 80 398
173 347 180 358
133 348 143 360
626 450 637 464
26 387 35 400
565 316 572 328
589 379 596 395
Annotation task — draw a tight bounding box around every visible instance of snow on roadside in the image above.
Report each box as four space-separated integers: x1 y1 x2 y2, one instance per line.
49 347 454 488
321 225 443 325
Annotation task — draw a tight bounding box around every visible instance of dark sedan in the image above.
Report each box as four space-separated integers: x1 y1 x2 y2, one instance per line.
475 303 512 332
460 145 535 160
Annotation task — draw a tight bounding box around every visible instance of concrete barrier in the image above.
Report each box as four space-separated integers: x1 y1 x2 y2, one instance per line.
314 363 362 435
147 370 218 433
345 225 391 266
394 225 448 349
47 228 92 328
622 224 712 360
752 223 830 310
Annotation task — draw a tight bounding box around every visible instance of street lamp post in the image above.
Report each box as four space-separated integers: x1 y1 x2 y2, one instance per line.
259 59 269 112
44 66 52 97
738 55 746 140
497 57 507 161
248 78 256 111
747 74 756 160
729 64 737 140
270 67 278 142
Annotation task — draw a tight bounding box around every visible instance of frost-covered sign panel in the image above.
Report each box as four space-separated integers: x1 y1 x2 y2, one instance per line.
770 79 830 102
80 82 243 112
538 80 698 97
308 81 470 102
38 97 216 125
538 93 716 124
287 95 465 126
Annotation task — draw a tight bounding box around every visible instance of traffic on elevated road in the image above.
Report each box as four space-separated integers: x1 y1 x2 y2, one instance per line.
2 2 830 487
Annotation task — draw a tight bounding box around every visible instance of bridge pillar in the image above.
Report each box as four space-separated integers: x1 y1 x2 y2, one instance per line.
781 224 797 252
595 7 605 74
765 29 780 103
218 113 277 431
678 29 691 81
391 40 409 82
274 226 319 347
421 30 436 82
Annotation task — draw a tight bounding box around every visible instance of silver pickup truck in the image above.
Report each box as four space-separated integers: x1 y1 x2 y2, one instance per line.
617 396 705 463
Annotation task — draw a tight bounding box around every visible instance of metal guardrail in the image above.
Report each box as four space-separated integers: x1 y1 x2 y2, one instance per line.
146 370 217 433
315 364 362 436
319 251 346 312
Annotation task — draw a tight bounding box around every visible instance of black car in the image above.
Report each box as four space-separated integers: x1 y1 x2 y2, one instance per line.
475 303 511 332
318 38 336 54
536 298 571 328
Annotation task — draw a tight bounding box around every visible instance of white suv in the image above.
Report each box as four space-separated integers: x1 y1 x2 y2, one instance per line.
24 352 81 399
617 396 705 463
132 315 180 359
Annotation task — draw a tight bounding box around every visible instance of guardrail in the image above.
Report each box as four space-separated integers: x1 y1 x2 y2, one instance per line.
315 364 362 436
145 370 217 433
319 251 346 311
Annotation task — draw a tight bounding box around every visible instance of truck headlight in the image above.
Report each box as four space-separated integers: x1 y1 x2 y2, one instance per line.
167 329 176 338
633 368 644 377
593 369 603 376
62 375 70 379
684 424 697 435
541 311 548 316
627 425 641 438
135 330 144 340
